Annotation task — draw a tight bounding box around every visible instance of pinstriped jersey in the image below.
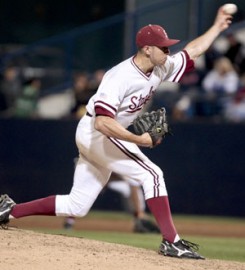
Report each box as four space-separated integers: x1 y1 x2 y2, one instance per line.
86 50 193 128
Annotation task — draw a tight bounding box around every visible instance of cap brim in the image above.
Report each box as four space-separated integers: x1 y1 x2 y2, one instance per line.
157 39 180 47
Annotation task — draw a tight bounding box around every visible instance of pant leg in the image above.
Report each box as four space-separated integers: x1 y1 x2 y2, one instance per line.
55 152 111 217
76 123 167 200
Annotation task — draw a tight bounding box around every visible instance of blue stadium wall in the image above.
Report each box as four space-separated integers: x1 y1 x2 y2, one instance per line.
0 118 244 217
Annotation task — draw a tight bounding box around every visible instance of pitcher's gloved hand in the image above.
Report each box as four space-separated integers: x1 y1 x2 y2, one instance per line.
133 107 172 147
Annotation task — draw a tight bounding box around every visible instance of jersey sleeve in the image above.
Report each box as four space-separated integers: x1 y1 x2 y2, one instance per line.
91 70 125 118
163 50 195 83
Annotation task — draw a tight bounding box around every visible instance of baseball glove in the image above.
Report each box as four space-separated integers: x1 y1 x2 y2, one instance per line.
133 107 172 147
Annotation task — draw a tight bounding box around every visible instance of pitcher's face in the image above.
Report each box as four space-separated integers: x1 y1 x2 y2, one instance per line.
148 46 170 66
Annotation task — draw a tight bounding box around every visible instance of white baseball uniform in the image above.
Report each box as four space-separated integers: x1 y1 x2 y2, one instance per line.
56 50 193 217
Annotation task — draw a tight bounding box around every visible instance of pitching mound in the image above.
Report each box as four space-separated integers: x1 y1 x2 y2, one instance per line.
0 229 244 270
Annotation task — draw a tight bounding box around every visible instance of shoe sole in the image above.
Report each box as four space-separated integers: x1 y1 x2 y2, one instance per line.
158 250 205 260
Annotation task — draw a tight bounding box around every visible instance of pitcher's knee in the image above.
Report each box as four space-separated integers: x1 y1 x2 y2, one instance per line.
68 200 91 217
56 194 93 217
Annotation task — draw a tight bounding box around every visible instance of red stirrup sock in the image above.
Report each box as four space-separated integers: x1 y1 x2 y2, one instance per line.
10 195 56 218
146 196 179 242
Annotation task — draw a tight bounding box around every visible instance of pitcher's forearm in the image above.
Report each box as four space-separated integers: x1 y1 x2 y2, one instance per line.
184 7 232 61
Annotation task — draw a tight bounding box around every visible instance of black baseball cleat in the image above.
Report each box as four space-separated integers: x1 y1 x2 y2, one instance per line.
159 239 205 259
0 194 16 229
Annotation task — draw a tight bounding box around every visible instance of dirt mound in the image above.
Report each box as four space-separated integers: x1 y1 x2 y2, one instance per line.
0 228 244 270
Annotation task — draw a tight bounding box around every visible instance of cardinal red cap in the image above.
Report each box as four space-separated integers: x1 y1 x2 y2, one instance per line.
136 24 180 48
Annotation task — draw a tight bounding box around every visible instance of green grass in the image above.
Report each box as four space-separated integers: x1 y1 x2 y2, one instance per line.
193 236 245 262
31 212 245 263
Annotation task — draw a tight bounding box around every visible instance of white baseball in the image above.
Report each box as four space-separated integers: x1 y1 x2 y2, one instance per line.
222 3 238 15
